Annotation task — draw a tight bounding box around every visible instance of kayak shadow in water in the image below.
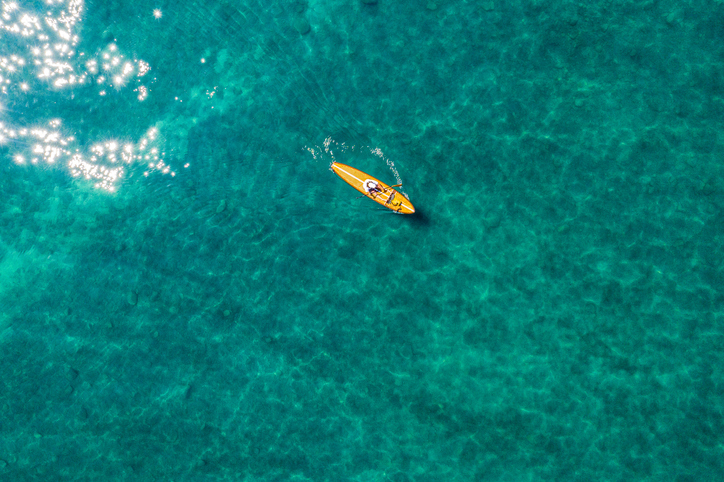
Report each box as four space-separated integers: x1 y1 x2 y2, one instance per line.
405 208 430 227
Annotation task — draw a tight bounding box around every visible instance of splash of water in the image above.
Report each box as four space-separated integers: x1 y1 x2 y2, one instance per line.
368 146 407 197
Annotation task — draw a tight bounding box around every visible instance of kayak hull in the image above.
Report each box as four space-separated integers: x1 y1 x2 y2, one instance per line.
331 162 415 214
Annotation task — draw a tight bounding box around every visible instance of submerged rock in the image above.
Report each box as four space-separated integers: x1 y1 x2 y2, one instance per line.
127 290 138 306
294 18 311 35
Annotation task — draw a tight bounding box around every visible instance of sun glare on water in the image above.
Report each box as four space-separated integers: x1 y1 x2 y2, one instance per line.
0 0 174 192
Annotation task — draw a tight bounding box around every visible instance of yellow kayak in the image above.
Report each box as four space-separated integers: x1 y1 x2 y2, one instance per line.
331 162 415 214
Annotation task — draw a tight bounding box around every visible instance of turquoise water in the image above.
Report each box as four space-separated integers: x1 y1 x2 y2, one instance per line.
1 0 723 480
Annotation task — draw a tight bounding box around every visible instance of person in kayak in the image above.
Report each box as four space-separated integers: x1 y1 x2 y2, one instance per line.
365 180 384 197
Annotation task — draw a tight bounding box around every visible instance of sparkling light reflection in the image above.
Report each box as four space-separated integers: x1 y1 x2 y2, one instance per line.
0 0 171 191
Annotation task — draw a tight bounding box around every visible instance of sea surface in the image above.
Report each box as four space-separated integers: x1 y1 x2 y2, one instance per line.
1 0 723 480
